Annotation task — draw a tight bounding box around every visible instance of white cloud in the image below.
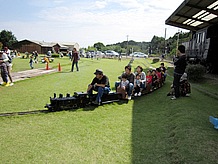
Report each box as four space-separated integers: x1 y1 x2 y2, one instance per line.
114 0 142 9
1 0 187 47
95 0 108 9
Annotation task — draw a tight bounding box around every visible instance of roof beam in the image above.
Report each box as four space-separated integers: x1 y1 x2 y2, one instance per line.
176 13 215 25
186 3 218 16
166 20 199 31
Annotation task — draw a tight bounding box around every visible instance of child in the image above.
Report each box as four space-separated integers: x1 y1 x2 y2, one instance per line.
151 70 158 89
167 72 191 97
134 74 141 96
180 73 191 96
156 68 162 87
29 55 34 69
117 74 129 99
160 63 167 81
146 70 152 92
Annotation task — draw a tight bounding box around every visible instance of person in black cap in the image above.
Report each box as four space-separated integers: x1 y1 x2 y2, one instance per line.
87 69 110 105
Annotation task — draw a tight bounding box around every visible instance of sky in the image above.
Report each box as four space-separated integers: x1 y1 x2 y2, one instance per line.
0 0 187 47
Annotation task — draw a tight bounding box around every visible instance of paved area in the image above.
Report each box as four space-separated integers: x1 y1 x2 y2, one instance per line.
0 68 56 83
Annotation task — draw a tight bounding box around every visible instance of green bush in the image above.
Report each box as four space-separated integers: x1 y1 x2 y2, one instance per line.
186 64 206 81
152 58 160 63
51 53 60 58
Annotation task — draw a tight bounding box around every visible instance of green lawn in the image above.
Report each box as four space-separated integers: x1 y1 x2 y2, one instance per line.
0 57 218 163
12 55 73 72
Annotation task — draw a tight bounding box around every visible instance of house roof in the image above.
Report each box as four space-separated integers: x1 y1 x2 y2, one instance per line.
21 40 78 48
29 40 57 47
165 0 218 31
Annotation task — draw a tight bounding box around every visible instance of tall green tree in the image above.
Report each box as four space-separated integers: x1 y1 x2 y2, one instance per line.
93 42 105 51
150 35 165 54
86 46 96 52
0 42 3 50
0 30 18 49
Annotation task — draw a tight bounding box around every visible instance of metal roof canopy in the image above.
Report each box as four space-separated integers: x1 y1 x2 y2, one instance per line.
166 0 218 31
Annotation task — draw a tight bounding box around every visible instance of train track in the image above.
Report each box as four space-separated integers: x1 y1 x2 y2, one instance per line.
0 110 49 117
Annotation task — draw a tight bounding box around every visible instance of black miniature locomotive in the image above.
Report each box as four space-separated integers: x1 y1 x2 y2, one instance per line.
45 92 123 112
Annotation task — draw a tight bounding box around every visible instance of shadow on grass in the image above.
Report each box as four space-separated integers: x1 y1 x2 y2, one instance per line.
131 80 218 163
59 71 73 74
131 84 172 163
67 100 129 113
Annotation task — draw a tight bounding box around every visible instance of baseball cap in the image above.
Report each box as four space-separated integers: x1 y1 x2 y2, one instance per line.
94 69 103 75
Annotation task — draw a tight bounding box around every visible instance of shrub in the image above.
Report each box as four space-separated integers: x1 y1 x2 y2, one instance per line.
51 53 60 58
186 64 206 81
152 58 160 63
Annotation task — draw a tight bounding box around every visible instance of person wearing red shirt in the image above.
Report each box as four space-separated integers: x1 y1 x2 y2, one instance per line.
156 68 162 87
146 70 152 92
151 70 158 89
156 68 162 79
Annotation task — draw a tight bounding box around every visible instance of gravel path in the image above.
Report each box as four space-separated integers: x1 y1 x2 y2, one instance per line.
0 68 56 83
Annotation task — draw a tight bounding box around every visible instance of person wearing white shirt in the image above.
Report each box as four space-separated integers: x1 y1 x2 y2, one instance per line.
4 47 13 85
0 51 9 86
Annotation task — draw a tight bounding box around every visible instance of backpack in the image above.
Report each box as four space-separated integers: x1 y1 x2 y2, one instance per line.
180 81 191 96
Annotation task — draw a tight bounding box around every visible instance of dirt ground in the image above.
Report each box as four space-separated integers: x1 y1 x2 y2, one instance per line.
0 68 56 83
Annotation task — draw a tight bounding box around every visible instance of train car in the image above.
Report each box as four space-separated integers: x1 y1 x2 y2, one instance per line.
183 24 218 73
44 75 167 112
45 92 123 112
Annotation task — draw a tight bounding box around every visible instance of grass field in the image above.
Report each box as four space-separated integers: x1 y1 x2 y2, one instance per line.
0 57 218 163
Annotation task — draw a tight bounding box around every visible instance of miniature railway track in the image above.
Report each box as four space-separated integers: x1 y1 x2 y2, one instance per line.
192 84 218 100
0 110 49 117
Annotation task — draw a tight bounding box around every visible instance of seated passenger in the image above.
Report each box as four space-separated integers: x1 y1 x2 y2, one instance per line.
135 65 146 91
117 74 129 99
160 63 167 81
134 74 141 96
156 68 162 87
87 69 110 105
115 65 135 100
146 70 152 92
151 70 158 89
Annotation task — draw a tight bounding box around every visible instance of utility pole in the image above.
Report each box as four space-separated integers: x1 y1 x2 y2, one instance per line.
126 35 129 58
176 29 181 51
164 28 167 55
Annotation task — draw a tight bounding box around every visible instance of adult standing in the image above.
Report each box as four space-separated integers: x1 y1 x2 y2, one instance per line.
71 48 79 72
115 65 135 100
4 47 13 85
34 51 38 63
171 45 187 100
0 51 10 86
87 69 110 105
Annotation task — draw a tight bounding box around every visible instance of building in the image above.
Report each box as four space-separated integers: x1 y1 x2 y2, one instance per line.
13 39 80 54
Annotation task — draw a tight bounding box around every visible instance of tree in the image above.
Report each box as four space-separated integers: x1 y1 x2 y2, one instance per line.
0 30 18 49
0 42 3 50
93 42 105 51
86 46 96 52
150 35 165 54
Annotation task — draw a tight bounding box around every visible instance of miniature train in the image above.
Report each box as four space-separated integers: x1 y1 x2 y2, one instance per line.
45 91 123 112
44 83 163 112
